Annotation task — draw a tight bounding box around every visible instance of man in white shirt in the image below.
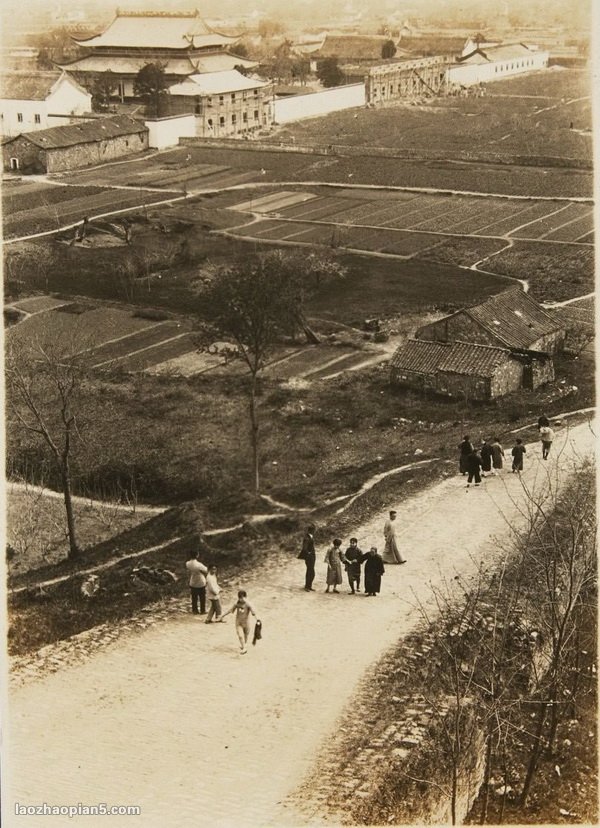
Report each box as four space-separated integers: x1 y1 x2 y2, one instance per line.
185 549 208 615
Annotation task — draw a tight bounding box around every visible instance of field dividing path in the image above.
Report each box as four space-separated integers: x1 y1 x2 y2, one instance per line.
6 420 596 828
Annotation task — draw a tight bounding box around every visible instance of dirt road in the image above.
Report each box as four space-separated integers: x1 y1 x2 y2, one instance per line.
5 419 595 828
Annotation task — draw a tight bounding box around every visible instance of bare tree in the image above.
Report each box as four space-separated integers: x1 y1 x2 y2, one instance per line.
6 336 93 559
199 249 346 493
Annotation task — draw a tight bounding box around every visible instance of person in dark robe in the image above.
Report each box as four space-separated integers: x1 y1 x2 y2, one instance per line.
459 435 473 475
511 439 526 473
298 524 316 591
363 547 385 596
465 449 483 488
343 538 364 594
480 439 493 476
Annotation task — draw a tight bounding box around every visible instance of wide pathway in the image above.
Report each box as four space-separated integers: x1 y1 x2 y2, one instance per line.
5 419 596 828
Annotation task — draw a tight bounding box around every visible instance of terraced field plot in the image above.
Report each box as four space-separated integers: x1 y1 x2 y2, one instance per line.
2 181 176 239
227 189 594 258
57 158 260 193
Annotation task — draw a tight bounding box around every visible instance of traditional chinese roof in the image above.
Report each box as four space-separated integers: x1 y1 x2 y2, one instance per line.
4 115 147 150
1 71 89 101
313 34 397 60
169 70 269 96
72 11 236 51
391 339 513 377
458 42 543 64
465 288 562 350
57 52 256 77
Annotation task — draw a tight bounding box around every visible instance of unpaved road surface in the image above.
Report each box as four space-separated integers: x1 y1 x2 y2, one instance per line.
5 420 595 828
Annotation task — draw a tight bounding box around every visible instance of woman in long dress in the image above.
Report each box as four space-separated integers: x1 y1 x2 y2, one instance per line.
324 538 344 593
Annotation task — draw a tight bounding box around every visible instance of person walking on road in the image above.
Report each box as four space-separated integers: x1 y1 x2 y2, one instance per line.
343 538 364 594
539 425 555 460
459 435 474 475
324 538 344 593
364 547 385 597
186 546 208 615
298 524 317 592
222 590 258 654
480 439 493 477
465 448 483 488
490 437 505 474
537 413 550 431
511 438 526 473
205 566 225 623
383 510 406 564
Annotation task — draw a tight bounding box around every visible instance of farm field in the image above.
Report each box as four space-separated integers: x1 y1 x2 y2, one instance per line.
221 186 594 303
2 181 179 239
269 69 592 162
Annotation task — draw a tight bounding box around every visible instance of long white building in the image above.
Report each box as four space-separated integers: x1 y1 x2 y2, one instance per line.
447 42 549 87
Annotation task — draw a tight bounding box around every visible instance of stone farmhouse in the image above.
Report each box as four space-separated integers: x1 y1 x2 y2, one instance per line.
416 288 565 355
390 339 554 401
2 114 148 173
57 10 257 101
0 71 92 137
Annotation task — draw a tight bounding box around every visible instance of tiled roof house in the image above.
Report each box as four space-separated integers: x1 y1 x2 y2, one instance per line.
416 288 565 354
2 114 148 173
390 338 552 400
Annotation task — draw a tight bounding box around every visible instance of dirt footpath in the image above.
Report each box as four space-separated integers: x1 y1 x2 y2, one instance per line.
5 420 595 828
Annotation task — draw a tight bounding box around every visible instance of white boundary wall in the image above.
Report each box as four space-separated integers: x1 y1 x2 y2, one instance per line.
274 84 365 124
447 51 549 86
145 114 197 149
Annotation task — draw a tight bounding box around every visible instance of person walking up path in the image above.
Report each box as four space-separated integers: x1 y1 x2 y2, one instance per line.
6 420 595 828
511 438 527 473
540 425 555 460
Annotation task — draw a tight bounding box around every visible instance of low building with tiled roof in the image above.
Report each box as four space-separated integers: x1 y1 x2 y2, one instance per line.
416 288 564 355
390 338 553 401
0 71 92 137
57 10 257 102
2 114 148 173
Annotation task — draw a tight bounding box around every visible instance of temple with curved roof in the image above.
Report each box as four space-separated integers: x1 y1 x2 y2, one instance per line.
57 10 256 100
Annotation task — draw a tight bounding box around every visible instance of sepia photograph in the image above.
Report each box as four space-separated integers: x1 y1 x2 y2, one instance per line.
0 0 596 825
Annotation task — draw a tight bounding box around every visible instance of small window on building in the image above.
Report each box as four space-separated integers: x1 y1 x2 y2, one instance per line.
242 91 247 100
207 96 212 106
219 115 225 126
34 113 41 124
10 157 19 170
231 93 236 102
219 95 224 105
232 113 236 124
254 109 259 120
17 113 23 122
243 111 248 122
208 118 213 127
253 88 258 96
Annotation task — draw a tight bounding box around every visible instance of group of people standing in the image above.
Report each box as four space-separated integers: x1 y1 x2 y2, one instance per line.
458 417 555 486
298 514 407 597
